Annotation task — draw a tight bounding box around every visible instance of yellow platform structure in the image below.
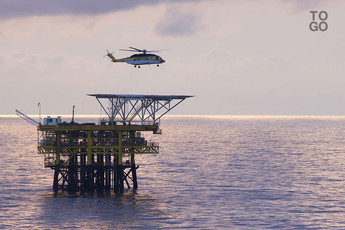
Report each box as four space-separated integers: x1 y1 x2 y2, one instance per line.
37 94 192 193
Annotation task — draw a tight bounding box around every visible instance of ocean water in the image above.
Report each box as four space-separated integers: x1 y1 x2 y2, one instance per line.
1 116 345 229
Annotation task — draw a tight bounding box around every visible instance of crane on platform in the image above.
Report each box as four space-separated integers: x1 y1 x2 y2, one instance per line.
15 109 39 127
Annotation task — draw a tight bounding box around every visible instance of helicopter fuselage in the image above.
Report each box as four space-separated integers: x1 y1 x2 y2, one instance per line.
107 53 165 67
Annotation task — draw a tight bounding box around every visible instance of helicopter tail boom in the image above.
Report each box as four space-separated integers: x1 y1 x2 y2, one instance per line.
107 53 117 62
105 50 119 62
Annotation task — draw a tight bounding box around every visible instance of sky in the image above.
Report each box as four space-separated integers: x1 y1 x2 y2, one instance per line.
1 0 345 116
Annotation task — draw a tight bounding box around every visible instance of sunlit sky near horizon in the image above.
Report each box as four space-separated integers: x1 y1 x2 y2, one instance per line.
1 0 345 116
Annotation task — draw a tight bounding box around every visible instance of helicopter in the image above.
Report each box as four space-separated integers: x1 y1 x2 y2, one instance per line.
106 47 166 68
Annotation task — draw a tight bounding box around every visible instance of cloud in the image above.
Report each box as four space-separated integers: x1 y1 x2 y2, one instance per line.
0 0 203 20
155 7 203 36
287 0 324 11
0 0 326 22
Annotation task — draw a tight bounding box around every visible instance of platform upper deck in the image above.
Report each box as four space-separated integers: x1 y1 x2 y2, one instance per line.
38 123 160 133
88 94 193 100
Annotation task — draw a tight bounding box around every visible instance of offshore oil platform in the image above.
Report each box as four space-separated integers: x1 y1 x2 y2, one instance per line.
17 94 191 193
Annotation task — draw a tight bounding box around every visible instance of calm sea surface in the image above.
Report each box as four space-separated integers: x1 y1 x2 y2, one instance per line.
1 116 345 229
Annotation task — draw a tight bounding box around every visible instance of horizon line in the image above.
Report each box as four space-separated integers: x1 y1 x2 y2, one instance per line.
3 114 345 118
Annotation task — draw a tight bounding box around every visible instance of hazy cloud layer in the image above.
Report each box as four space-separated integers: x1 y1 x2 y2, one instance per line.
0 0 324 20
156 8 203 36
0 0 151 19
0 0 203 19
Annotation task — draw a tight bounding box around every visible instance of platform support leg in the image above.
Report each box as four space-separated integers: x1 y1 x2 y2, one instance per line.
114 165 124 193
114 131 124 193
131 154 138 189
85 165 94 192
84 131 94 192
67 155 78 192
53 167 59 191
105 154 111 191
80 154 86 192
95 154 104 191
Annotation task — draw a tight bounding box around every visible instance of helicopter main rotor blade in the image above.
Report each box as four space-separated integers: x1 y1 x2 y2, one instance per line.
119 49 138 52
129 47 143 52
119 47 170 53
145 49 170 53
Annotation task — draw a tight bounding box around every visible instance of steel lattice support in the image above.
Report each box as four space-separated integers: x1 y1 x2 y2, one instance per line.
89 94 193 125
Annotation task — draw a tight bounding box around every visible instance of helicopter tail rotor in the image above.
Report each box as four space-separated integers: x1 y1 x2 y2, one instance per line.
105 50 117 62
